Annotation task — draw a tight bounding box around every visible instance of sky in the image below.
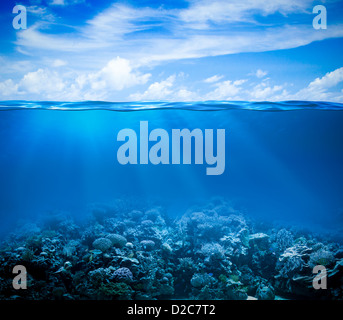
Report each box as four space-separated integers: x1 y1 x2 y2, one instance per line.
0 0 343 102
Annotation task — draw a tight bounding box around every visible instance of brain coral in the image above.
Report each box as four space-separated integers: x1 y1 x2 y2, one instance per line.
106 233 127 248
112 267 134 283
140 240 155 251
92 237 112 252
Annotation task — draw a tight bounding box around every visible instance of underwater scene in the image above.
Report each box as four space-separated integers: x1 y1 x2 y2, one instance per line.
0 101 343 301
2 0 343 307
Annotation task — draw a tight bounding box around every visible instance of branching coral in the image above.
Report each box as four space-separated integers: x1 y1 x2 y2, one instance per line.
276 244 312 278
308 248 335 268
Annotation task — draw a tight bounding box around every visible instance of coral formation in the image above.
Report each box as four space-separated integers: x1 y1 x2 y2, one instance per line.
106 234 127 248
0 198 342 300
92 238 112 252
112 267 134 283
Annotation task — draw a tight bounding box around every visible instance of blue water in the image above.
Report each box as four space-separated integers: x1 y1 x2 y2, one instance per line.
1 100 343 237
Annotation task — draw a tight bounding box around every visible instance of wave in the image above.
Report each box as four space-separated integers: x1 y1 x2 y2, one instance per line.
0 100 343 112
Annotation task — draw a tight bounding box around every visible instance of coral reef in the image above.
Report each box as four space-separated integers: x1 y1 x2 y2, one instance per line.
92 238 112 252
0 198 342 300
112 267 134 283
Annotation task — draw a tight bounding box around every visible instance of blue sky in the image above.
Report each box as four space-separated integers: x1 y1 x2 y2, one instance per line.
0 0 343 101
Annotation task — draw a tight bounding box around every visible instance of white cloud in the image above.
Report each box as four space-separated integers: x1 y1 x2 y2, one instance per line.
130 74 202 101
2 64 343 102
0 58 34 75
200 76 291 101
307 67 343 91
85 4 155 41
248 82 286 101
243 68 343 102
255 69 268 78
292 67 343 101
50 0 65 5
175 88 198 101
14 2 343 68
180 0 312 28
203 75 224 83
16 4 160 55
205 79 247 100
16 24 102 52
63 57 151 100
82 57 151 96
131 75 287 102
130 67 343 102
52 59 67 67
26 5 56 22
0 57 151 101
49 0 84 6
130 75 176 101
18 68 65 95
0 79 19 97
26 6 48 15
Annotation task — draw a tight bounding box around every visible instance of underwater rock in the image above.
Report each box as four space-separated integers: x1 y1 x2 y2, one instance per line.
190 273 212 288
120 257 140 268
228 288 248 300
141 220 154 228
89 268 113 287
64 261 72 270
140 240 155 251
161 242 173 255
159 284 174 296
99 282 133 300
92 238 112 252
276 229 294 252
62 240 79 257
198 243 225 261
249 233 269 248
106 234 127 248
112 267 134 283
128 210 144 219
52 287 65 300
126 242 134 249
256 284 275 300
145 208 160 221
